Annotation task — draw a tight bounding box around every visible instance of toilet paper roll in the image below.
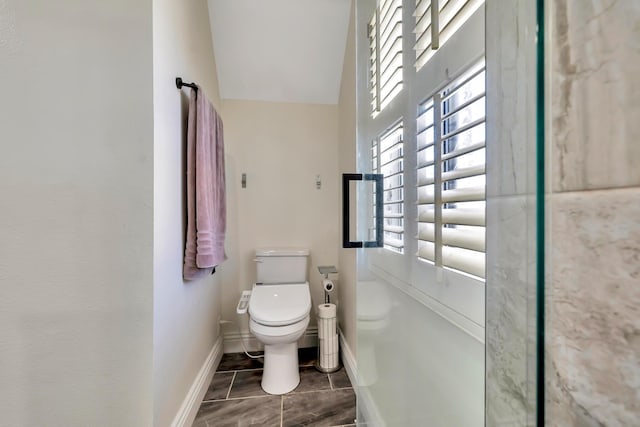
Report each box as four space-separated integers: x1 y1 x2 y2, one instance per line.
317 303 336 319
318 319 336 339
319 335 339 369
318 304 337 340
322 279 335 293
321 335 338 354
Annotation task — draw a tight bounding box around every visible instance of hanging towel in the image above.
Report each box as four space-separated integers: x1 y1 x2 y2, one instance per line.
183 87 227 280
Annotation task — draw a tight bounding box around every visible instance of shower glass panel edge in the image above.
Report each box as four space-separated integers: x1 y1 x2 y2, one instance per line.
536 0 546 424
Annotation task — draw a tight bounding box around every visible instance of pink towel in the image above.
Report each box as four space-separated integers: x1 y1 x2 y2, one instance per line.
183 87 227 281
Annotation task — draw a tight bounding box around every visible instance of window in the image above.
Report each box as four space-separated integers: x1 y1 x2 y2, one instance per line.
369 0 403 115
414 0 485 70
372 122 404 253
360 0 484 292
359 0 484 332
417 61 486 278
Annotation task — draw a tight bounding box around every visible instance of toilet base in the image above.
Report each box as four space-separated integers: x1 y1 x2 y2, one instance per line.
261 342 300 394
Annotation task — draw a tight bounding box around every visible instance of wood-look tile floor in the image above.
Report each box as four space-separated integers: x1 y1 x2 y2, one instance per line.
192 348 356 427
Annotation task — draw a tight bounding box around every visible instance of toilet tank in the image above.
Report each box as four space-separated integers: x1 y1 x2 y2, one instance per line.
255 248 309 284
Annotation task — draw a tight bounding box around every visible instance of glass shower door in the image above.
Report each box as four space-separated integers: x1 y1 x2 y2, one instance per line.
351 1 486 425
349 0 543 425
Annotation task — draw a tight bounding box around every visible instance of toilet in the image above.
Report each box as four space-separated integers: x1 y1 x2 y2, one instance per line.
248 248 311 394
356 280 391 387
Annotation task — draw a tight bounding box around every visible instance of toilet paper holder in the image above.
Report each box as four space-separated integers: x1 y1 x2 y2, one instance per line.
317 265 338 277
318 266 338 304
315 266 340 373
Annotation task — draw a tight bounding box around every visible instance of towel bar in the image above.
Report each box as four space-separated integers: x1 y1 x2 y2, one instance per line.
175 77 198 92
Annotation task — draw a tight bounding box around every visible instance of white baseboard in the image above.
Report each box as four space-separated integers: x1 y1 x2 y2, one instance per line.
171 336 224 427
338 329 386 427
357 385 386 427
338 330 357 387
223 327 318 353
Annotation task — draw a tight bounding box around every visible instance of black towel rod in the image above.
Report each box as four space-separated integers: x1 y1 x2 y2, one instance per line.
176 77 198 91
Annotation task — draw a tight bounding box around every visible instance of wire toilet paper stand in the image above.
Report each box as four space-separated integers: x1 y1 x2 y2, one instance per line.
315 266 340 373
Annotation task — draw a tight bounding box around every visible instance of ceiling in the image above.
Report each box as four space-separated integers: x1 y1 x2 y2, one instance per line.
208 0 351 105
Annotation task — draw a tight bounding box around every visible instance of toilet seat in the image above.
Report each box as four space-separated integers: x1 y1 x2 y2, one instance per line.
249 282 311 327
249 315 310 338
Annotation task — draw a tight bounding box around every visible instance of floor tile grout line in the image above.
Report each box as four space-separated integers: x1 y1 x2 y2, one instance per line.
203 386 351 404
225 371 237 400
225 387 337 401
296 386 353 394
202 394 278 403
216 367 263 374
288 387 334 395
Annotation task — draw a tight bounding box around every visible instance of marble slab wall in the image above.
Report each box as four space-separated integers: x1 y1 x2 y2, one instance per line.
485 0 538 425
547 1 640 426
550 0 640 192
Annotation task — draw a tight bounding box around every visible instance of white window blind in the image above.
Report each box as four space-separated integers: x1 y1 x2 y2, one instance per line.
369 0 403 115
417 61 486 278
414 0 484 70
373 122 404 253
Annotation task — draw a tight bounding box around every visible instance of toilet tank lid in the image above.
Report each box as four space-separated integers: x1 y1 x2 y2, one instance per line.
255 248 309 257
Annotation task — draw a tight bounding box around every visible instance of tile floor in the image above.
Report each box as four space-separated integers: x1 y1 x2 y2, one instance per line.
192 348 356 427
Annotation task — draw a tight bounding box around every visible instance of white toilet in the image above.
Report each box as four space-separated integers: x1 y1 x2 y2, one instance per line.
248 248 311 394
356 280 391 387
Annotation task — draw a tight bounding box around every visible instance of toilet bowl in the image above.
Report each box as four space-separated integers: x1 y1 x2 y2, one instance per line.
247 249 311 394
249 282 311 394
356 280 391 387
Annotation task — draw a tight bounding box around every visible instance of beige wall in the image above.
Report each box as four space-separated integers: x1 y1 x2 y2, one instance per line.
152 0 223 425
337 0 357 354
0 0 154 426
219 100 340 341
546 1 640 425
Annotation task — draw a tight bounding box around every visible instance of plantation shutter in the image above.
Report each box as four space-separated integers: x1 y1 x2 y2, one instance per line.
417 61 486 278
369 0 403 115
414 0 484 70
374 122 405 253
416 99 436 261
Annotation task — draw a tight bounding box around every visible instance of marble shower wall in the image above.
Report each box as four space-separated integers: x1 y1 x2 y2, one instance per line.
547 1 640 426
485 0 538 425
483 1 638 425
550 0 640 192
